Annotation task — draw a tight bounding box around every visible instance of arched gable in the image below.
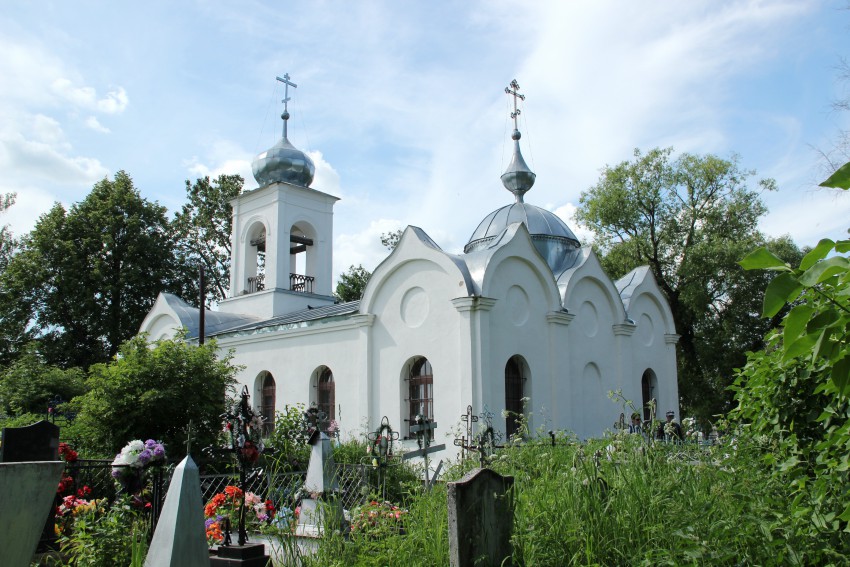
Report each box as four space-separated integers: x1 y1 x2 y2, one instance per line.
616 267 676 335
360 225 472 314
478 223 561 312
558 248 628 323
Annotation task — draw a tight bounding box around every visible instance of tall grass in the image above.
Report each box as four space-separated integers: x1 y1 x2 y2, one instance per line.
281 432 839 566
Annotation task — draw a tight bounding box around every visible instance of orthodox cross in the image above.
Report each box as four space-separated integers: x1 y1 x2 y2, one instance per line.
454 405 478 461
364 416 401 499
402 415 446 492
203 385 269 547
304 405 329 436
504 79 525 131
455 406 504 467
276 73 297 139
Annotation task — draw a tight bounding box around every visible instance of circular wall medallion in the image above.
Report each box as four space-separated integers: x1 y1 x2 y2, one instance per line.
401 287 429 328
639 313 654 346
506 285 530 326
579 301 598 337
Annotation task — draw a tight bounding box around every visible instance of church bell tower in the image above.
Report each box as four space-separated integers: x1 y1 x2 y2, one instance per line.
217 74 339 319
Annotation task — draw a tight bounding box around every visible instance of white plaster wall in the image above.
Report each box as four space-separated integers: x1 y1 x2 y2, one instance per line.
366 258 465 446
483 256 556 435
564 277 622 439
218 321 368 439
627 292 680 418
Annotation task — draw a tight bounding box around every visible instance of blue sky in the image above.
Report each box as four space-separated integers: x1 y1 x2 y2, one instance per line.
2 1 849 284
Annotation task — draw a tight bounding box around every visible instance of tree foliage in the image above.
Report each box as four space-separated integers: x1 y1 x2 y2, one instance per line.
172 175 242 304
72 334 238 456
0 346 87 416
2 172 183 369
0 192 30 366
732 172 850 546
380 229 403 251
335 264 371 303
576 147 802 419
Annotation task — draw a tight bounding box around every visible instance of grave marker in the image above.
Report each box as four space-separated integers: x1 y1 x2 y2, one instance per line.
364 416 400 500
402 415 445 491
1 420 61 552
447 467 515 567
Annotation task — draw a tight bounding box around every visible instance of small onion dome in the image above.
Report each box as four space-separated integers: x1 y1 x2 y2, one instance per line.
500 130 536 202
252 136 315 188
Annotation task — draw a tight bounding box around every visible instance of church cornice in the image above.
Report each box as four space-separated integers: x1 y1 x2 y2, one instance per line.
213 313 375 346
612 322 637 336
664 333 681 344
546 310 575 326
452 296 497 313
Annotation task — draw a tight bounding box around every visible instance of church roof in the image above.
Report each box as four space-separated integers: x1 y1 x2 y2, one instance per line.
615 266 652 311
152 293 262 340
217 301 360 336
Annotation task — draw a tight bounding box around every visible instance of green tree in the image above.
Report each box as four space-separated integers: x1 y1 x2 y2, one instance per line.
0 192 31 367
73 334 238 455
380 229 403 251
335 264 371 302
172 175 242 304
3 171 183 369
0 346 87 416
733 163 850 547
576 147 802 419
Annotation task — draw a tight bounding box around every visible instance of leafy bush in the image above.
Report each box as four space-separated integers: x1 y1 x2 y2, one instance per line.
71 334 238 456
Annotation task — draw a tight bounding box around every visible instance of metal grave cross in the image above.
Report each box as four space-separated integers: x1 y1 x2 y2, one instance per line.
453 405 478 461
402 414 445 491
364 416 401 500
276 73 297 138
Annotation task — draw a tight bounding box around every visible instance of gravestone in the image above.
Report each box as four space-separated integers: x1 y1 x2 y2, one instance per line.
0 420 60 462
402 415 445 491
0 461 64 567
1 420 61 553
447 467 514 567
297 430 341 530
144 455 210 567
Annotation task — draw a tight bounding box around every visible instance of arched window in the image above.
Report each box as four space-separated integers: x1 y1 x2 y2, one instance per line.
260 372 276 436
641 369 658 422
407 358 433 439
505 356 527 438
317 367 335 421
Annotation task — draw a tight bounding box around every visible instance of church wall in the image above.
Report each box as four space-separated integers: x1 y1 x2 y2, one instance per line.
563 277 621 439
626 292 680 419
218 322 368 439
365 257 466 448
482 256 556 436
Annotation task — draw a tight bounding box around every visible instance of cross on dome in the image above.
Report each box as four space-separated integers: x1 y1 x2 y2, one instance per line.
276 73 298 139
504 79 525 140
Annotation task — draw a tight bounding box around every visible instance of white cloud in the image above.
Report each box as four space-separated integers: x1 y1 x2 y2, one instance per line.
333 218 403 284
84 116 110 134
308 150 341 196
51 79 128 114
551 202 596 245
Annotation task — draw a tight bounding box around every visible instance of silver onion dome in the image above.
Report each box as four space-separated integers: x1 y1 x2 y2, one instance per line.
500 129 536 202
252 136 315 188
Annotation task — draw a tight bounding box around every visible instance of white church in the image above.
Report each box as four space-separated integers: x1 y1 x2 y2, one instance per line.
140 79 679 457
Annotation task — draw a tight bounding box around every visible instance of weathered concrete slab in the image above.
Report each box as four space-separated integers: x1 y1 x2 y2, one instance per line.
447 467 514 567
145 455 210 567
0 461 64 567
